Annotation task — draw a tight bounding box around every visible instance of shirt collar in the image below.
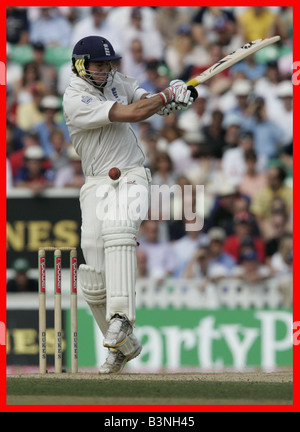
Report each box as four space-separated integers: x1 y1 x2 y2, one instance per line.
70 73 101 96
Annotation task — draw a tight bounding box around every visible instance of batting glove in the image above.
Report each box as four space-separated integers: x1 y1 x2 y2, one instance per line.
156 98 194 116
160 80 191 106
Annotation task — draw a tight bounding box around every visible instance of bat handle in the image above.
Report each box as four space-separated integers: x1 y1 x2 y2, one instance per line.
187 85 198 101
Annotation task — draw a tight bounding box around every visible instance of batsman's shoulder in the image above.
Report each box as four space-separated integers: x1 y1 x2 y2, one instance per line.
115 71 138 86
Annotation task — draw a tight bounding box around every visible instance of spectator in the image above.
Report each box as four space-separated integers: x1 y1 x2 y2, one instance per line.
120 7 165 61
159 124 192 176
182 128 205 163
223 211 266 263
14 61 44 106
237 7 276 41
271 6 293 41
57 60 73 96
7 7 29 45
202 109 226 159
34 95 70 157
139 128 160 170
268 80 293 147
263 211 290 261
16 85 45 131
136 249 148 279
270 233 293 276
121 38 148 85
182 133 217 187
71 7 123 55
165 24 210 80
49 129 70 173
207 227 236 273
193 43 230 88
270 196 289 215
184 245 230 290
251 165 293 225
6 43 23 94
107 6 157 35
29 7 72 47
238 148 268 199
139 220 177 280
168 175 193 241
172 217 208 277
184 245 210 279
178 85 212 135
151 151 177 187
213 11 244 52
54 146 84 188
225 78 253 123
139 60 162 94
6 120 25 156
31 42 58 93
220 194 259 236
15 145 53 194
191 7 236 49
151 151 178 222
155 7 190 46
7 258 38 292
204 180 238 234
242 96 284 161
8 130 50 181
222 112 242 151
254 60 282 115
222 130 259 187
230 53 267 82
232 249 271 283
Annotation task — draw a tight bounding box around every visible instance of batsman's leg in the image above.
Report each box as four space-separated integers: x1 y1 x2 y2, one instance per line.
79 255 142 373
102 169 150 349
102 219 138 347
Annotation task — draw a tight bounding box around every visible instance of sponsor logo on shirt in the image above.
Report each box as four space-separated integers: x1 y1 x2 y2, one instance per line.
81 95 93 104
111 87 125 104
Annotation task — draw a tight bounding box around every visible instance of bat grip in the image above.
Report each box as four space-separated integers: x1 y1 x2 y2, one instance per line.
187 86 198 101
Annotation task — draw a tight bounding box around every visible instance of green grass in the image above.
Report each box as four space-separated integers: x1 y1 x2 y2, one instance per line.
6 375 293 406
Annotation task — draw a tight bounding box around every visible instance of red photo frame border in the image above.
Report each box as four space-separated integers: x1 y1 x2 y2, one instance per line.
0 1 298 413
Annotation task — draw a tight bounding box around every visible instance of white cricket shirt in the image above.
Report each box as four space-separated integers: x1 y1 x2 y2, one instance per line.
63 72 147 176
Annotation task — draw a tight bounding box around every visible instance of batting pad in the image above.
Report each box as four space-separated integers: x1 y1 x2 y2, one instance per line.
79 264 109 335
79 264 141 356
102 219 138 324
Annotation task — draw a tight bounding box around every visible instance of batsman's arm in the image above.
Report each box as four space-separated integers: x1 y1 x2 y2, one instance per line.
109 95 167 122
109 84 190 122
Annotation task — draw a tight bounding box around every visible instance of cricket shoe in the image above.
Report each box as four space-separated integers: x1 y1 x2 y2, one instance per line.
98 343 142 374
103 314 133 348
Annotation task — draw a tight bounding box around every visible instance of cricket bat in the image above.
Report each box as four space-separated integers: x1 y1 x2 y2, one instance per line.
187 36 281 98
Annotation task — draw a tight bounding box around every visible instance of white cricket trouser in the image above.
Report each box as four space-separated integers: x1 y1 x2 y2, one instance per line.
80 166 151 272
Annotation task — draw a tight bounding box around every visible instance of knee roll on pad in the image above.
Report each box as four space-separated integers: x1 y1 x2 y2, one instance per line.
79 264 109 336
79 264 106 305
102 220 138 324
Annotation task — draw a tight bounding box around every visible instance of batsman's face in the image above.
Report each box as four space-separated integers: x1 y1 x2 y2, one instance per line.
87 61 111 87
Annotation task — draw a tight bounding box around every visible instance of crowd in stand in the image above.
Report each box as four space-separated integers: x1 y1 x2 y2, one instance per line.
6 7 293 295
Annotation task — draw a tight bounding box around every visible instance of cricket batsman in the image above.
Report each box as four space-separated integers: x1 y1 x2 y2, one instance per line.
63 36 195 373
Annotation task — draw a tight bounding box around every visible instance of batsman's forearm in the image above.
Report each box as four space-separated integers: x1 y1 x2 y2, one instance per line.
109 94 166 123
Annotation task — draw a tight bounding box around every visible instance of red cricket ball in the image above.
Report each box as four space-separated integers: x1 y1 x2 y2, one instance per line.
108 167 121 180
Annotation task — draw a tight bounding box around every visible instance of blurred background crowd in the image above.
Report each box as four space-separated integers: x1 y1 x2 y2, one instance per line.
6 7 293 300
